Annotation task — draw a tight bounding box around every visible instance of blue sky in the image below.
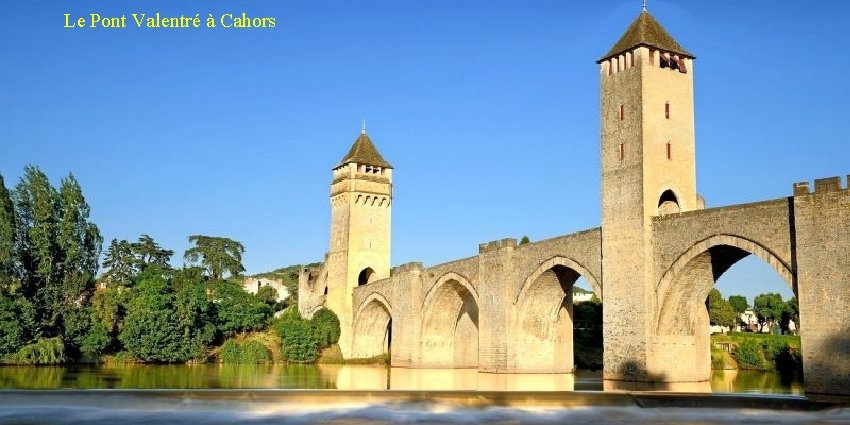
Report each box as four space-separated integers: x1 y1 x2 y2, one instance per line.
2 1 847 304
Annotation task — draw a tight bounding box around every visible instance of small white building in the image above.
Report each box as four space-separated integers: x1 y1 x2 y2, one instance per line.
242 277 290 302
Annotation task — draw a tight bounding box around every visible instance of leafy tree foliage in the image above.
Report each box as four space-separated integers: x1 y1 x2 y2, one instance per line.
311 308 341 347
753 293 789 333
212 281 272 336
219 339 272 364
10 167 101 348
0 174 16 285
706 288 737 329
0 291 26 356
780 296 799 334
274 307 341 363
102 235 173 286
184 235 245 280
278 315 319 363
735 338 768 370
119 268 212 362
728 295 749 315
101 239 135 285
131 234 174 272
256 285 280 308
519 235 530 245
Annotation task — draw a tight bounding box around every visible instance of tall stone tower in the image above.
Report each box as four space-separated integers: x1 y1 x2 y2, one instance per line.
598 10 698 380
325 125 392 358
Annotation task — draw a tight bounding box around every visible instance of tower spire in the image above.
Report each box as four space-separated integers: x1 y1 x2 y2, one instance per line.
642 0 647 12
361 119 367 135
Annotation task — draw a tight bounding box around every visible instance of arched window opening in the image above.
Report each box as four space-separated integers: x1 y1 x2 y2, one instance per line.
358 268 375 286
658 189 680 215
323 286 328 296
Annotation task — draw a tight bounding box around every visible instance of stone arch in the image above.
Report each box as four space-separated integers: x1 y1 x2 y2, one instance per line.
513 257 601 373
358 267 375 286
420 272 479 368
658 189 680 215
517 257 602 306
653 234 795 382
351 293 392 359
656 234 793 321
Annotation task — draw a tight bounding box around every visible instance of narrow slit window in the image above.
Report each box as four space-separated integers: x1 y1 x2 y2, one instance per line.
666 142 672 160
630 52 635 68
619 104 624 121
665 102 670 119
619 143 625 161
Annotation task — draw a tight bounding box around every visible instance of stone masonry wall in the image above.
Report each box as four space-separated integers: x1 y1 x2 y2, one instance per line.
793 176 850 395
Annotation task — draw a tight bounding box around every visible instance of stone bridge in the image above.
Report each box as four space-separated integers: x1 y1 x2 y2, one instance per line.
300 176 850 395
298 9 850 396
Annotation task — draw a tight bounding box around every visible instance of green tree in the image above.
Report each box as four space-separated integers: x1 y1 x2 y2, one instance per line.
311 308 341 347
56 174 102 352
101 239 135 285
706 288 737 330
780 296 799 334
0 291 25 356
212 281 272 336
256 285 279 308
173 268 216 357
14 166 60 337
119 269 188 362
0 173 16 286
184 235 245 280
131 234 173 272
753 293 788 333
728 295 748 315
519 235 530 245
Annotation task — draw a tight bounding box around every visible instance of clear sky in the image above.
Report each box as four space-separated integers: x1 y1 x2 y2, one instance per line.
2 1 848 305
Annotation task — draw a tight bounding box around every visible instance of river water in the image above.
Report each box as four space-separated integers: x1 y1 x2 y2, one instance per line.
2 365 843 425
0 364 803 393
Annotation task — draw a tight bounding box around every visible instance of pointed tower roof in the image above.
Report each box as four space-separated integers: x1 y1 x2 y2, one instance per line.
598 10 693 63
337 130 392 169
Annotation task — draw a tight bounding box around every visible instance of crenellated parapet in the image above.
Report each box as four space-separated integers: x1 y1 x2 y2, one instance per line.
793 175 849 196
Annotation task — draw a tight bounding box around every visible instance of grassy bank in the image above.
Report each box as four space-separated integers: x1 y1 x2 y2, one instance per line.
711 332 801 372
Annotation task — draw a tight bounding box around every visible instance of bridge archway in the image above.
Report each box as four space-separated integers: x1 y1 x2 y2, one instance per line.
654 234 795 381
420 273 479 368
514 257 601 373
351 293 392 359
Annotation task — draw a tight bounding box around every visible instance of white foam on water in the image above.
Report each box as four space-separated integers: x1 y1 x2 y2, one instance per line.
0 403 848 425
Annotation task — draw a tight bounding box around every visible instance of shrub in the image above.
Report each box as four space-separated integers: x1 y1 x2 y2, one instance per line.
5 337 66 365
219 339 272 364
311 308 341 347
219 339 242 364
273 308 342 364
81 322 111 359
279 318 319 363
734 339 767 370
239 341 272 363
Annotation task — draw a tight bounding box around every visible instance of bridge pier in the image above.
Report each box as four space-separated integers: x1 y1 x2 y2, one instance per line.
794 178 850 396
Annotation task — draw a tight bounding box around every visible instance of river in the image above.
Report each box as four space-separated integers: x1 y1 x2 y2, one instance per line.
0 364 803 393
0 365 844 425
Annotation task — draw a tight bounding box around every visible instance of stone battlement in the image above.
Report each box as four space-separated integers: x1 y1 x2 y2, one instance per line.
478 238 517 254
391 261 424 276
794 175 849 196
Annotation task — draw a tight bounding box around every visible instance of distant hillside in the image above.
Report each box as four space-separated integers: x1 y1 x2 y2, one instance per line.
573 286 591 294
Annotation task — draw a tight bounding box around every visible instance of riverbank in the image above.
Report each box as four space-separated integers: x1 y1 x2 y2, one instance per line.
710 333 801 372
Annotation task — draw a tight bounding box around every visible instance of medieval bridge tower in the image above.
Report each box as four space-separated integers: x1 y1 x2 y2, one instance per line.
598 10 701 380
301 125 393 359
299 9 850 396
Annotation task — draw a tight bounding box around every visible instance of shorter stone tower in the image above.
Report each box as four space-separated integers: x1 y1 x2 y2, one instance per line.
322 126 393 358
